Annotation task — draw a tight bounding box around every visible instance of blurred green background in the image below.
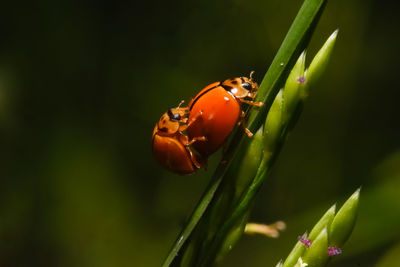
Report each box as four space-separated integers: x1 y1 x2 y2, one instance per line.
1 0 399 266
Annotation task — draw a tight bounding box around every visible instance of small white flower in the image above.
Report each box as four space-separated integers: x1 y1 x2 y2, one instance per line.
294 257 308 267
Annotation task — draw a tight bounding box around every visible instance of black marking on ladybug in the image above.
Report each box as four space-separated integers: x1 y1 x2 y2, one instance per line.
189 82 221 110
221 84 233 91
167 109 174 119
168 109 181 121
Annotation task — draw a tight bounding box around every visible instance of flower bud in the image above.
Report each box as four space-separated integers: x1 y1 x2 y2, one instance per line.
329 188 360 247
304 29 338 95
302 228 329 267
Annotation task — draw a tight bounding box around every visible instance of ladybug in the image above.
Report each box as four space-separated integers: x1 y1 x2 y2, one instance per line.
152 102 206 175
187 72 263 156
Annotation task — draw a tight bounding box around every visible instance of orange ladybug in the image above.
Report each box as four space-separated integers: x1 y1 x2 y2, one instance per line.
187 72 263 156
152 102 206 175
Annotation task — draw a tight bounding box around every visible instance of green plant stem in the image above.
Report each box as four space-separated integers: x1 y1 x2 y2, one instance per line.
162 172 223 267
162 0 327 265
199 158 273 266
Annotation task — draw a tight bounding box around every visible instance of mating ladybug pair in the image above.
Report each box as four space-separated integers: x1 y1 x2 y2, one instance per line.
152 72 263 175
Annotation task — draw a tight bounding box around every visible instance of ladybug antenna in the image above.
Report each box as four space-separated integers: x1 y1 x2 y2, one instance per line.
249 71 255 81
177 100 185 108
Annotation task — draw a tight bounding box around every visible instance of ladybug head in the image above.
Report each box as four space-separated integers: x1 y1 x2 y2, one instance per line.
157 107 187 134
222 75 258 99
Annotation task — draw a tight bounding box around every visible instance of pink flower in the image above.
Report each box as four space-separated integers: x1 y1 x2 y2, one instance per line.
298 236 312 247
297 76 306 84
328 246 342 256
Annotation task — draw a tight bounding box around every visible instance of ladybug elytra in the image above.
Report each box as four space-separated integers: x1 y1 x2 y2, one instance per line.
187 72 263 156
152 103 206 175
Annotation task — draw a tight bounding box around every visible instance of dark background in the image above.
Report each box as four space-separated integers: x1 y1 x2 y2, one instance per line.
1 0 399 266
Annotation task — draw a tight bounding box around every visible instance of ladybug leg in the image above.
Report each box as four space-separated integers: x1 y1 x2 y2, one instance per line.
240 99 263 107
178 119 189 132
239 111 254 138
186 136 207 146
243 126 253 138
247 92 257 99
178 115 191 132
179 134 207 169
187 110 204 128
179 124 188 132
185 147 205 169
179 133 206 146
